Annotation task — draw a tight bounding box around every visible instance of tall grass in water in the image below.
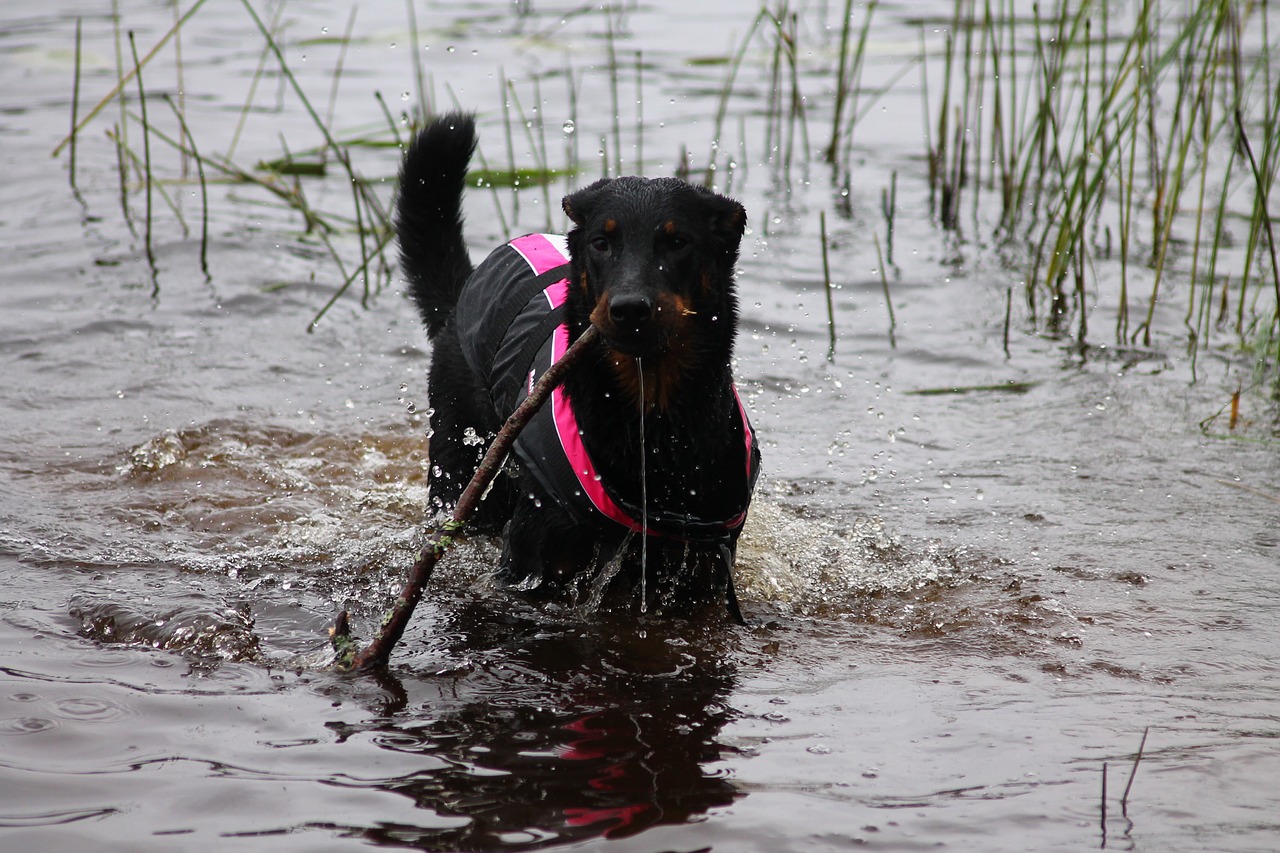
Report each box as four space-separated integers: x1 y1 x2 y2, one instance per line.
924 0 1279 371
824 0 877 166
127 31 156 290
58 0 1280 381
61 0 432 329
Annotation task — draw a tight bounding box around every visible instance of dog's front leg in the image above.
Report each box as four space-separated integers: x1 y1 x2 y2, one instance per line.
498 485 593 591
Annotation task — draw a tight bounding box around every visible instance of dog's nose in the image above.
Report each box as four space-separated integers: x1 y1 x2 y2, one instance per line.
609 293 653 328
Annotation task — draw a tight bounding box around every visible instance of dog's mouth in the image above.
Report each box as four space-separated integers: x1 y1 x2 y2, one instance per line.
597 320 664 354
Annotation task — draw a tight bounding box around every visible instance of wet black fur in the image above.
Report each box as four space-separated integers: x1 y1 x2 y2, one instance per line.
397 112 753 614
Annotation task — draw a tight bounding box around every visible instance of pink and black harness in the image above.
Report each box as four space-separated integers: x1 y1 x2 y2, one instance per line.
454 233 759 545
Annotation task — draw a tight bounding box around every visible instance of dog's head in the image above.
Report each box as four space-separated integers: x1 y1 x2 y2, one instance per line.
562 177 747 363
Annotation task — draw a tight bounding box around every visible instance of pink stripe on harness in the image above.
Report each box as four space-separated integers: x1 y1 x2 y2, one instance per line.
511 234 645 532
510 233 570 276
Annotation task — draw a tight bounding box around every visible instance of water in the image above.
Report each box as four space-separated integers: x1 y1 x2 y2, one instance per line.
3 2 1279 850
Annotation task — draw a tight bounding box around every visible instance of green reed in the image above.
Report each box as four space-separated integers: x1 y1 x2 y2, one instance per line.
703 7 769 187
605 1 623 175
70 17 82 190
55 0 209 159
824 0 877 166
922 0 1279 371
127 31 156 288
404 0 429 126
59 0 1280 378
106 123 187 235
163 95 208 276
226 0 285 162
820 209 836 359
874 231 896 350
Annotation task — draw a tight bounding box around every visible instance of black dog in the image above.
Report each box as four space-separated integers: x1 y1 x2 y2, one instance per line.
396 112 759 617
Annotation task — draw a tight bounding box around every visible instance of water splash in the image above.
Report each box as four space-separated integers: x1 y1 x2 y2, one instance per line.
735 496 958 613
69 594 262 663
581 532 633 612
118 429 187 475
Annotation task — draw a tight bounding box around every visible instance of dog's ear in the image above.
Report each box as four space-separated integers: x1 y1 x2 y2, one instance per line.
562 179 613 225
705 192 747 248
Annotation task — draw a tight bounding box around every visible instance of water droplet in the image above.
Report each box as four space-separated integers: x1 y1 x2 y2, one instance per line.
562 119 575 134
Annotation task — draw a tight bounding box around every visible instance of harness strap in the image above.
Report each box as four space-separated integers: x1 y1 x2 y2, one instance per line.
492 302 569 410
482 262 571 382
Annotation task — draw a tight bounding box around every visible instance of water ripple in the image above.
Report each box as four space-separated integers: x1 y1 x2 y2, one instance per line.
73 649 141 669
50 696 135 724
0 716 58 735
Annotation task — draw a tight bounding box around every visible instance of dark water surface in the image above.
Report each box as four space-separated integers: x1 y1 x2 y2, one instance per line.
3 2 1279 850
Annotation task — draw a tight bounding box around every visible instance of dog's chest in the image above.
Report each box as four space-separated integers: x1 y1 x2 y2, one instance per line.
456 232 760 545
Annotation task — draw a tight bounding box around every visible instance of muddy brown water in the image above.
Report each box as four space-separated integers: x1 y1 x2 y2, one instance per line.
3 2 1279 851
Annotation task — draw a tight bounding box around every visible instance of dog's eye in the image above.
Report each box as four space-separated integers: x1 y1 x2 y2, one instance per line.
668 234 690 252
589 235 610 253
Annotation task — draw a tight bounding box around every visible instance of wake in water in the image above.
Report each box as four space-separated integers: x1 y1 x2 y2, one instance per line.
32 421 1088 668
735 496 959 609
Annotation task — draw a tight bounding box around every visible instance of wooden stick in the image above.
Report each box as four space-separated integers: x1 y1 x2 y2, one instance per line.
332 325 600 672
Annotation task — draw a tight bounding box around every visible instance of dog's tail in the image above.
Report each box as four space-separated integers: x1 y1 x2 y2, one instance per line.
396 112 477 339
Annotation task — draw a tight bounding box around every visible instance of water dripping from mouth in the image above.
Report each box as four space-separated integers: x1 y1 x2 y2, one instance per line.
637 357 649 613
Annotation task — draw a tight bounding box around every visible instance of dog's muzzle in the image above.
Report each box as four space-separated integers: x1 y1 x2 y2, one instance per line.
600 292 664 356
